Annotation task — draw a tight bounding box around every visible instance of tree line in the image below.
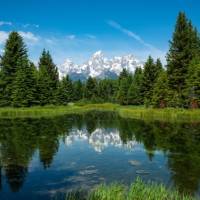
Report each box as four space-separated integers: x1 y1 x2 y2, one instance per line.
0 12 200 108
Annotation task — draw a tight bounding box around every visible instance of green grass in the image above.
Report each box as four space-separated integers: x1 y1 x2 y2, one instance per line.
0 103 119 118
118 106 200 123
65 178 196 200
0 103 200 122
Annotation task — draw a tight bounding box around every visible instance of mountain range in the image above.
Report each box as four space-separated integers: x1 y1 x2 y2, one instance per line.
59 51 143 80
65 128 137 152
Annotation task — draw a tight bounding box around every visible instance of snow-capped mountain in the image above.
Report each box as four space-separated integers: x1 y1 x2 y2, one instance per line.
65 128 137 152
59 51 143 80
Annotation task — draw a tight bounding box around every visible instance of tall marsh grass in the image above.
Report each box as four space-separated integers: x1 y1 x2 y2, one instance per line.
118 107 200 123
0 103 118 118
65 178 196 200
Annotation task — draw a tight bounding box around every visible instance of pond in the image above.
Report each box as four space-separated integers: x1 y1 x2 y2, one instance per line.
0 111 200 200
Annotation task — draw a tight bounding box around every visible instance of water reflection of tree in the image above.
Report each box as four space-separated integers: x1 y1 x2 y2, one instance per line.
0 166 2 191
0 112 118 192
166 124 200 194
73 111 200 195
0 118 36 192
5 165 27 192
0 112 200 194
0 115 74 191
125 120 200 195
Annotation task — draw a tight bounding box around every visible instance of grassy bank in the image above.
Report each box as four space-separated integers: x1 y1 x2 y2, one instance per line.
65 178 196 200
0 103 119 118
0 103 200 122
118 106 200 123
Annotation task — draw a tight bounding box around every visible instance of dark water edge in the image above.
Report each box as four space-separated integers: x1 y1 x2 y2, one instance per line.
0 111 200 200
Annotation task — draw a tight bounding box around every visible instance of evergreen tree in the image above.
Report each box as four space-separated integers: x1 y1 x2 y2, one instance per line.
38 49 59 88
127 67 143 105
155 58 163 72
108 79 118 102
56 75 73 105
0 32 27 106
84 76 97 100
97 80 106 101
117 78 129 105
116 68 133 105
141 56 161 106
185 57 200 108
38 50 59 104
11 58 37 107
37 66 52 105
188 21 200 58
0 68 5 106
119 68 129 80
30 62 40 105
152 71 169 108
73 80 83 101
166 12 200 106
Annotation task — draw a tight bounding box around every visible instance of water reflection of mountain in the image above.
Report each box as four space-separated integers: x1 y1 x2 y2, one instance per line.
65 128 137 152
0 112 199 195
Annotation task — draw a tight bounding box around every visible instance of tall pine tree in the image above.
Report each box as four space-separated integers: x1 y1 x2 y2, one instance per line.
38 50 59 105
117 78 129 105
0 32 27 106
152 71 169 108
155 58 163 73
185 57 200 108
166 12 200 106
141 56 161 106
127 67 143 105
84 76 97 100
56 75 73 105
73 80 83 101
11 58 37 107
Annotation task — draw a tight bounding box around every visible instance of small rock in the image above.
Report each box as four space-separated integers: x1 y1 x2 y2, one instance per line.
85 165 96 169
79 169 98 176
136 170 150 175
128 160 141 166
99 177 105 181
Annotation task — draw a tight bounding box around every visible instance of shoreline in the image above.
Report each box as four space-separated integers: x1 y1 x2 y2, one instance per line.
0 103 199 122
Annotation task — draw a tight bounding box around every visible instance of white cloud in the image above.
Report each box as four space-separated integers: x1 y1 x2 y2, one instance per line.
0 48 4 54
107 20 167 63
66 34 76 40
0 21 12 26
107 20 161 52
0 31 9 44
18 31 39 44
0 31 39 45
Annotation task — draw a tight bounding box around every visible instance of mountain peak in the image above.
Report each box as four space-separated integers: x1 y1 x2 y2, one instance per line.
92 50 103 58
59 51 143 80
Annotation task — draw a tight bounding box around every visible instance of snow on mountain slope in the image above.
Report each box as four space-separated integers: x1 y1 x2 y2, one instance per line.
65 128 137 152
59 51 143 80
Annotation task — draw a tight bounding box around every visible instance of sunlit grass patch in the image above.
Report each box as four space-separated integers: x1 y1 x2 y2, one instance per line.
64 178 196 200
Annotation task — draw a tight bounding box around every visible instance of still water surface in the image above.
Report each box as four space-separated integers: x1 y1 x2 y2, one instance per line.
0 112 200 199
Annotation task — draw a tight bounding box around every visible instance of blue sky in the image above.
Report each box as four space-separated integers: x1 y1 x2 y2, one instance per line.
0 0 200 65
